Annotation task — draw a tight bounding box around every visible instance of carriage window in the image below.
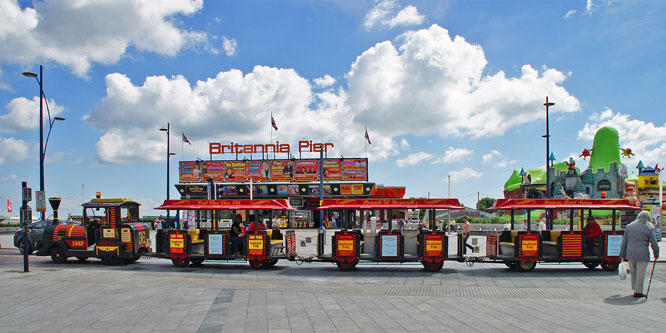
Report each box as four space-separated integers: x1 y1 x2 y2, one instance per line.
120 206 139 221
84 207 107 225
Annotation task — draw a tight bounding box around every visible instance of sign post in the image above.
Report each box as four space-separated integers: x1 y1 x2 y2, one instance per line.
21 182 32 272
35 190 46 214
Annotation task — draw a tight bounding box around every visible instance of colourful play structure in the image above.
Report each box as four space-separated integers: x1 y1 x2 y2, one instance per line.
503 126 663 235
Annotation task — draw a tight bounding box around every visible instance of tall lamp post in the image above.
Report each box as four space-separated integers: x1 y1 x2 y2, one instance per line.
543 96 554 199
160 123 176 228
543 97 554 227
22 66 65 220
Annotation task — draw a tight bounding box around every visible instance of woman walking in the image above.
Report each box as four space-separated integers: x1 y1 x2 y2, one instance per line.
619 211 659 297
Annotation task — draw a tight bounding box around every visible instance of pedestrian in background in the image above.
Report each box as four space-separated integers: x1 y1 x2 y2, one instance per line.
537 217 548 232
620 211 659 298
462 216 474 252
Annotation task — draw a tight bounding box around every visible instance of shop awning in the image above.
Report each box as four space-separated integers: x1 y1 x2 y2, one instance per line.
317 198 463 210
488 198 641 211
156 199 294 210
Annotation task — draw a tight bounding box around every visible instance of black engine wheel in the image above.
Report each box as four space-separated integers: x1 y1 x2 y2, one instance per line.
50 246 67 264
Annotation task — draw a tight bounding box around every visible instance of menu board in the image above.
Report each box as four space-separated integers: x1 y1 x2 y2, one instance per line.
342 159 368 181
271 160 294 181
247 160 270 181
295 160 319 181
322 160 342 181
224 161 246 181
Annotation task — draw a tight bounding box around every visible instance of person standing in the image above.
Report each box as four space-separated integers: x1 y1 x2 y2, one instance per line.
620 211 659 297
537 217 548 232
462 216 474 252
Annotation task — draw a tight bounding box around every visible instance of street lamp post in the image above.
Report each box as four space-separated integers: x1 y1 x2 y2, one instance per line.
543 96 554 199
160 123 176 228
543 97 555 227
23 65 65 220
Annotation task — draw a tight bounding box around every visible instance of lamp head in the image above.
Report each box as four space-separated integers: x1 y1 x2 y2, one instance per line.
159 127 168 132
54 117 65 121
22 72 38 78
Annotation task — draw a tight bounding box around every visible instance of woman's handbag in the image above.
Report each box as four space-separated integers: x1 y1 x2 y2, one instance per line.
618 261 628 280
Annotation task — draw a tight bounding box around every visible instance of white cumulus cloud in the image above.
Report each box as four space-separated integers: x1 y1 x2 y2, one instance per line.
577 108 666 168
222 36 238 56
0 0 209 76
84 66 397 163
83 24 578 166
0 96 65 133
364 0 425 30
0 137 29 164
585 0 594 15
482 150 516 168
564 9 576 19
432 147 473 164
313 75 336 88
0 174 18 181
400 138 410 150
447 167 483 183
347 24 580 139
395 151 432 167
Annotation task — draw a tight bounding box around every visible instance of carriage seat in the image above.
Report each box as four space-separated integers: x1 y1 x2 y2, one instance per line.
542 231 561 247
188 229 204 244
266 230 284 246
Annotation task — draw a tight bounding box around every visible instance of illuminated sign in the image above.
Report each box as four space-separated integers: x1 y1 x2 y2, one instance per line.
209 140 334 155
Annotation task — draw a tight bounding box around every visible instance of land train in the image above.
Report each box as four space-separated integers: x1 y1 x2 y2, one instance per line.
32 196 639 272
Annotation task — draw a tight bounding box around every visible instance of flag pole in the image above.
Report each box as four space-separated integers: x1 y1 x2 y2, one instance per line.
181 132 184 162
270 112 272 160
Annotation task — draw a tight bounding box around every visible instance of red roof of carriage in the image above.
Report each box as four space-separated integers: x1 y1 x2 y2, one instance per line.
156 199 294 210
488 198 640 210
317 198 463 210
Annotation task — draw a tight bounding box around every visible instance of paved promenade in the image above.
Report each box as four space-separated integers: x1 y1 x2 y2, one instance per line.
1 250 665 332
1 232 665 332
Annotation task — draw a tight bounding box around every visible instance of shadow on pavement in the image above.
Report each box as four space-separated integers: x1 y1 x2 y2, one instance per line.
603 294 647 305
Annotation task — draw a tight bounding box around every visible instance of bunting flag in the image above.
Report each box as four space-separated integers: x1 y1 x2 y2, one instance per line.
182 133 191 145
271 114 278 131
365 127 371 144
7 198 12 213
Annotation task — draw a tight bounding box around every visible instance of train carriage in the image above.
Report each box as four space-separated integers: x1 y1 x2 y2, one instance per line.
153 199 295 268
285 198 464 271
486 198 640 272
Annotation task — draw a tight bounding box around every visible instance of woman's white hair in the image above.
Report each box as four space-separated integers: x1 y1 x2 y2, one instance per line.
635 210 654 228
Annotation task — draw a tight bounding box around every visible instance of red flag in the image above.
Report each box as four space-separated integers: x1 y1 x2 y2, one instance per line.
182 133 191 145
7 198 12 213
271 114 278 131
365 127 371 144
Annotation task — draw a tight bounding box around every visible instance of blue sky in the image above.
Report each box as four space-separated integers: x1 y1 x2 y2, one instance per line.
1 0 665 217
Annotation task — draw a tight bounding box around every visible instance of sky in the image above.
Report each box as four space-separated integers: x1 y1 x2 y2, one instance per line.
1 0 665 217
